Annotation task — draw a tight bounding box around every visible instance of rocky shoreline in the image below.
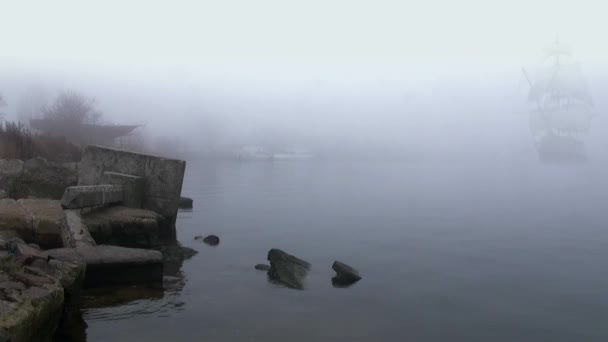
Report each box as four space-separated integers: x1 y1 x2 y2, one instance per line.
0 146 189 341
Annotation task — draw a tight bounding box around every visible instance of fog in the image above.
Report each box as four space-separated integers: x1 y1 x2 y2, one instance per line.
2 0 607 162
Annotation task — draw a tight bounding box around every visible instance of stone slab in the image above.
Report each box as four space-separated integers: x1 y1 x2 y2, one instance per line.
78 145 186 225
47 245 163 287
17 199 64 249
101 171 145 208
61 185 123 209
62 210 96 248
82 206 163 248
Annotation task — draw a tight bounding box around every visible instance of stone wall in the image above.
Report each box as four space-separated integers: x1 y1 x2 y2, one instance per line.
78 146 186 226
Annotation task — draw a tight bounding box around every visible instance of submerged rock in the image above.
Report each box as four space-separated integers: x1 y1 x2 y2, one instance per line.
267 249 310 290
331 261 361 287
254 264 271 271
178 197 193 209
194 235 203 240
202 235 220 246
158 244 198 263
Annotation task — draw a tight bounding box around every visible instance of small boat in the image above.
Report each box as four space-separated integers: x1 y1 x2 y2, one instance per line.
233 146 272 161
272 149 314 161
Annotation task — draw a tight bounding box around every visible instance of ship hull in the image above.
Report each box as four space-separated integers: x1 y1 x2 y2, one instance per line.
536 134 587 163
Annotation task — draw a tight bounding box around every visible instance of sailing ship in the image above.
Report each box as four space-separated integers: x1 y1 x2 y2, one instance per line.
522 39 595 163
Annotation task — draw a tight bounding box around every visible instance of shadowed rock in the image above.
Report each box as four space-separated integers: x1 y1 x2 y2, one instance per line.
202 235 220 246
267 249 310 290
254 264 271 271
178 197 193 209
331 261 362 287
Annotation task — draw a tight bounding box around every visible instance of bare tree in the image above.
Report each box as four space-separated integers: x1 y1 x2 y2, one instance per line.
42 91 102 125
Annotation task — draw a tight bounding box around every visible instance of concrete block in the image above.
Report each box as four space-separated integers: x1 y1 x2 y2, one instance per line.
78 145 185 225
101 171 145 208
47 245 163 287
61 185 123 209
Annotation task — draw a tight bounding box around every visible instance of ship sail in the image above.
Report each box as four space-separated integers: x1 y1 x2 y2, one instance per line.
525 40 594 138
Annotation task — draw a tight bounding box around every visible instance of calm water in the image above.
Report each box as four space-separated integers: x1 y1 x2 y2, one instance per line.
80 159 608 341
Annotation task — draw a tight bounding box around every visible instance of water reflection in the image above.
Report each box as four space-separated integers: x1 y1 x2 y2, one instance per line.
54 241 195 341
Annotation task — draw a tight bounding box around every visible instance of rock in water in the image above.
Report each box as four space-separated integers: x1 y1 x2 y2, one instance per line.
254 264 271 271
178 197 193 209
332 261 362 286
267 249 311 290
202 235 220 246
194 235 203 240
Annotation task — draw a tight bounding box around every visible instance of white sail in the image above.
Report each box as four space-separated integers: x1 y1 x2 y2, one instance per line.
528 64 592 105
525 41 595 137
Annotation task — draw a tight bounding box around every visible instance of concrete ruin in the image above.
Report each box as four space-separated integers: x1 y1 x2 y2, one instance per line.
0 145 188 340
78 145 186 225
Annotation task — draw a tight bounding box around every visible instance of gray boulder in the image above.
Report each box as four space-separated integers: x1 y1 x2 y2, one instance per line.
332 261 362 287
178 197 193 209
267 249 311 290
202 235 220 246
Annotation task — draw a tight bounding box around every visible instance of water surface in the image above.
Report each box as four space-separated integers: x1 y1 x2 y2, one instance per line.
82 159 608 341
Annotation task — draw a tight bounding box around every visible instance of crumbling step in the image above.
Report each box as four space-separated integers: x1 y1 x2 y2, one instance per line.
61 185 124 209
62 209 96 248
47 245 163 287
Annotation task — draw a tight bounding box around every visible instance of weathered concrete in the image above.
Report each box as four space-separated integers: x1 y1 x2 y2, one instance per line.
17 199 65 249
0 199 32 241
101 171 145 208
267 249 311 290
61 185 123 209
62 210 96 248
83 206 164 248
47 245 163 287
78 145 186 225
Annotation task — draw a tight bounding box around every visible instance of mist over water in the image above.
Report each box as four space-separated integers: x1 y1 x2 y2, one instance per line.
2 1 608 341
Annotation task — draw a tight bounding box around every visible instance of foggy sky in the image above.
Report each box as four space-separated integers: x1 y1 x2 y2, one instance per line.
1 1 607 161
